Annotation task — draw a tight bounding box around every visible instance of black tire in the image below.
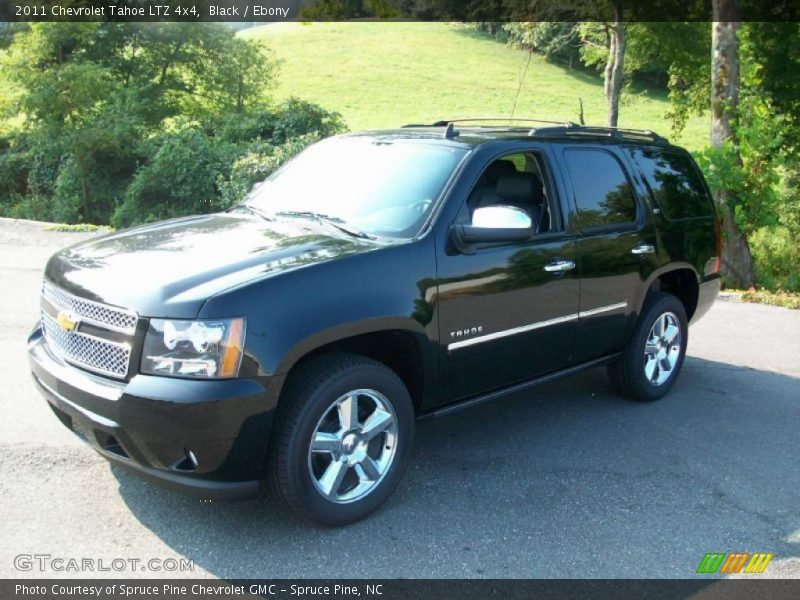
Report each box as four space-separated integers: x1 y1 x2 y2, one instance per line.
607 292 688 402
268 353 414 526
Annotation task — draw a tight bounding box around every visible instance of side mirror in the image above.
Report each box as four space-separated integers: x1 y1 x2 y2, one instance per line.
454 205 533 245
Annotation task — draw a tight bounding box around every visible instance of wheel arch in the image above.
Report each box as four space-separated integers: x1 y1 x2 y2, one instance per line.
641 264 701 321
273 318 434 414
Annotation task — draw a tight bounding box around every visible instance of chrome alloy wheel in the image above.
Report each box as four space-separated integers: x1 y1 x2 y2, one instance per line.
644 311 682 386
307 389 399 504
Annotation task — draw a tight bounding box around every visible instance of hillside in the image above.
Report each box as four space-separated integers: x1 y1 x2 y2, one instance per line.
243 22 708 151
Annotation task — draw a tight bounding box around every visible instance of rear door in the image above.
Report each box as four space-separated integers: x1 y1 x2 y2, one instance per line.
555 145 658 363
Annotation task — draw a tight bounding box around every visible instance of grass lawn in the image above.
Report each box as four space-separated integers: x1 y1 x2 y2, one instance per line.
243 22 709 152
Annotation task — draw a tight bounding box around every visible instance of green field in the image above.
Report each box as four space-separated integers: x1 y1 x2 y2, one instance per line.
243 22 709 151
0 24 710 149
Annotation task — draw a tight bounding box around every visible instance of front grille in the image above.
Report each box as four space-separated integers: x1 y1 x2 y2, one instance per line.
42 312 132 378
41 282 137 379
42 281 137 333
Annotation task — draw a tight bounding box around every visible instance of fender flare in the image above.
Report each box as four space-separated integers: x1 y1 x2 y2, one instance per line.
273 316 431 379
635 262 701 314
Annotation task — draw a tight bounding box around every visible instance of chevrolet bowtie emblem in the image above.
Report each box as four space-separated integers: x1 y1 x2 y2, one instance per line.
56 311 80 332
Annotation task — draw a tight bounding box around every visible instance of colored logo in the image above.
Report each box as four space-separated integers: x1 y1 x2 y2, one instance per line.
696 552 773 574
56 311 80 333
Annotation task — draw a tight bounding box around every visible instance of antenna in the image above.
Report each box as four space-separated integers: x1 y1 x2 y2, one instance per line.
509 50 533 123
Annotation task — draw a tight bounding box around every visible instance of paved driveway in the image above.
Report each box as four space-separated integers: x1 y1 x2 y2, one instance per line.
1 218 798 579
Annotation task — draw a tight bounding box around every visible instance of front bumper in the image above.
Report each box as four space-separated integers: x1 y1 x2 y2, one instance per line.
28 325 279 501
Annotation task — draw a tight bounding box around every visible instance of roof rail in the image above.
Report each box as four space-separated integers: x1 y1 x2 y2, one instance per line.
401 118 669 144
528 125 668 144
402 117 577 128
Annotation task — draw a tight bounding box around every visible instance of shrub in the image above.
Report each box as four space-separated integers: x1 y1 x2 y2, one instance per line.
0 148 29 205
269 98 346 144
112 130 236 228
5 195 53 221
740 289 800 309
219 133 320 207
212 98 345 146
504 23 580 66
749 225 800 292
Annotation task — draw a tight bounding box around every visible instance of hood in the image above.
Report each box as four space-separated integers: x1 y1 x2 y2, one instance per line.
44 212 378 318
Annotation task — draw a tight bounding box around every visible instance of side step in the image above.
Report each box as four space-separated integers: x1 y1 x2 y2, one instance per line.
417 353 620 421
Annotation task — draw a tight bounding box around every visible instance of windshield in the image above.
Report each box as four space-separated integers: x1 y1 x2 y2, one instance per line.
245 137 466 239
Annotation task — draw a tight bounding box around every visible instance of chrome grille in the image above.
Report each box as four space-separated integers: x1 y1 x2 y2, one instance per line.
42 281 137 333
41 311 132 378
40 281 137 378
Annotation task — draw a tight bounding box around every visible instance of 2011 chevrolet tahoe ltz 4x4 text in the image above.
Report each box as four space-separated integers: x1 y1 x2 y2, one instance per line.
28 119 720 525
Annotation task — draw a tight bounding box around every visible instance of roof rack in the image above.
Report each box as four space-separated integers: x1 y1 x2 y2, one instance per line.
438 117 578 127
528 125 668 144
402 118 669 145
402 117 577 128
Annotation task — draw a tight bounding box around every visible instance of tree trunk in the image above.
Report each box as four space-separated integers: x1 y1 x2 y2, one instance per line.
604 2 625 127
711 0 755 287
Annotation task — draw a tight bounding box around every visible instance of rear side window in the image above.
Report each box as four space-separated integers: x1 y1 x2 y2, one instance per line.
631 148 714 220
563 149 637 231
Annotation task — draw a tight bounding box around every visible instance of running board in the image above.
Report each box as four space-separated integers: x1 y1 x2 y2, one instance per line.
417 353 621 421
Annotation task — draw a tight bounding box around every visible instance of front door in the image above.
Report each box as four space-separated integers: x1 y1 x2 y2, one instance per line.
435 149 580 404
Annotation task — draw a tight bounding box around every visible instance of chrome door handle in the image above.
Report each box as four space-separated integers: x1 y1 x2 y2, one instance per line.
544 260 575 273
631 244 655 255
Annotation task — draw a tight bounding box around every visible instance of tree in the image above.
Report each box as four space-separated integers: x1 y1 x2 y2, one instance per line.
576 2 626 127
0 23 284 224
711 0 755 287
603 1 625 127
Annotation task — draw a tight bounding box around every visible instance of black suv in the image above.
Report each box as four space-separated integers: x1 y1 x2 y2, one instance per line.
28 120 720 525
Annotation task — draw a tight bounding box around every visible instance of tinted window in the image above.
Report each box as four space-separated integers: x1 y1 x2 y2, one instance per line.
631 148 714 219
564 149 637 230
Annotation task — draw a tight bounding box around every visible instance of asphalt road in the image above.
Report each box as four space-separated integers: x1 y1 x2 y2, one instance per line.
1 217 799 579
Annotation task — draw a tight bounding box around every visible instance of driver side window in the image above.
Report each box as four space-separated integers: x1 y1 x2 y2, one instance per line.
461 152 556 234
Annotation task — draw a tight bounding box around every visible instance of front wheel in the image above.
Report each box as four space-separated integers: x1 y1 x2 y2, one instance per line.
268 353 414 526
608 292 688 402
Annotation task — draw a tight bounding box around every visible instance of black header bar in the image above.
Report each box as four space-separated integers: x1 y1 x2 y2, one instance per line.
2 0 800 22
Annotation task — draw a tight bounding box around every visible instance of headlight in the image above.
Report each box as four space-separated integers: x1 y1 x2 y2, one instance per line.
141 318 245 379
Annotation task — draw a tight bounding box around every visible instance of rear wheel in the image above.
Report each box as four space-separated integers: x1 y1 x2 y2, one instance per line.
268 353 414 526
608 292 688 402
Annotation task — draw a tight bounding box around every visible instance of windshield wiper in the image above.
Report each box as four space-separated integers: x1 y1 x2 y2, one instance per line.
273 211 375 240
237 203 277 222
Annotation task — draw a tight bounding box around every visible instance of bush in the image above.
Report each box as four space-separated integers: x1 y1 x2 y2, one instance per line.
212 97 346 146
1 98 345 228
503 23 580 67
740 288 800 309
111 99 346 228
269 98 347 144
112 130 237 228
0 142 26 191
3 195 52 221
0 22 313 226
218 133 321 208
0 138 63 221
50 121 141 224
749 225 800 292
